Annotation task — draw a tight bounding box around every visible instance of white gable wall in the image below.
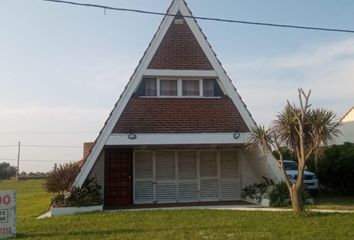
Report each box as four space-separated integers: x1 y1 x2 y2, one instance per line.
335 107 354 144
336 122 354 144
336 121 354 144
239 150 262 187
240 148 281 183
342 108 354 123
88 152 105 198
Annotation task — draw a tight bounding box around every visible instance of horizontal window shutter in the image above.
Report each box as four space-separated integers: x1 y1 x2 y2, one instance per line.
220 151 241 200
155 151 177 203
156 151 176 180
200 151 217 177
178 151 198 202
200 151 219 200
134 152 154 203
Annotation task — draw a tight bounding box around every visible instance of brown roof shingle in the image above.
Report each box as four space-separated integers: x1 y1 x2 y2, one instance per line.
112 96 249 133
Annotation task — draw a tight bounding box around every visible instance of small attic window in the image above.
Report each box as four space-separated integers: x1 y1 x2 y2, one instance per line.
174 18 184 25
160 80 178 96
136 78 224 98
174 12 184 24
145 78 157 96
203 79 214 97
182 80 200 96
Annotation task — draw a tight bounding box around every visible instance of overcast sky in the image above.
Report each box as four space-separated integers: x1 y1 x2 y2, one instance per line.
0 0 353 172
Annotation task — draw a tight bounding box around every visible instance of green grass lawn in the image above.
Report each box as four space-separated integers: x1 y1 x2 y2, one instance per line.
312 196 354 211
1 179 354 240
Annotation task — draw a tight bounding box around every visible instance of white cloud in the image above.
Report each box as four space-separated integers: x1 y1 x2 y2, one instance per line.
225 38 354 125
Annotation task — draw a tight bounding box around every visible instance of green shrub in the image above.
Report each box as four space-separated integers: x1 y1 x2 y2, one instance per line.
245 180 312 207
242 177 274 203
317 143 354 195
67 178 103 207
50 178 103 208
269 182 289 207
45 162 81 194
0 162 16 180
45 162 103 208
51 193 67 208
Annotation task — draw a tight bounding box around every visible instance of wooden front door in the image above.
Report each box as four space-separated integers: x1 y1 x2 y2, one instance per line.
105 149 132 207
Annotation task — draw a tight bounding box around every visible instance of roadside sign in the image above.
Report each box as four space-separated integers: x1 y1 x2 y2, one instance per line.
0 191 16 239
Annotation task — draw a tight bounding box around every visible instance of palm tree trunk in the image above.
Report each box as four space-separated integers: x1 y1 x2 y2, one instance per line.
290 186 304 213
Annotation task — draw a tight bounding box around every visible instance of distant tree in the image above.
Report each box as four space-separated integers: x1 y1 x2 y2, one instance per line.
0 162 16 180
28 172 37 177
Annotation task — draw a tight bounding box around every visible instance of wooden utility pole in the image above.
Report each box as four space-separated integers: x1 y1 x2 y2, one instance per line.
16 141 20 182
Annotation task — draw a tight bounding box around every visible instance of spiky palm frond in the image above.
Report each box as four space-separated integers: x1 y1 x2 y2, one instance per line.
273 105 301 149
247 125 273 154
274 104 330 152
310 108 341 146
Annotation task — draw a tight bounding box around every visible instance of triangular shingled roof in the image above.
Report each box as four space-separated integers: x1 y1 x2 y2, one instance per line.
73 0 262 187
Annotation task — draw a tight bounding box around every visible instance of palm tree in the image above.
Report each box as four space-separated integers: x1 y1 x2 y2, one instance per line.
247 89 340 213
310 109 340 173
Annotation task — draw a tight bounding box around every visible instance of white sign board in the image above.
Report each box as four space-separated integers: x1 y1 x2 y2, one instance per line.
0 191 16 239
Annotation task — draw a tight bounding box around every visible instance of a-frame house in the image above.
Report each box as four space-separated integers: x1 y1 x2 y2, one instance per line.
73 0 281 208
335 106 354 144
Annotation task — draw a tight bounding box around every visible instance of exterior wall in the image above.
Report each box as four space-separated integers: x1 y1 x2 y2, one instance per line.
148 15 213 70
239 150 261 188
113 96 249 133
83 142 95 160
336 121 354 144
342 108 354 123
88 152 105 199
240 148 282 183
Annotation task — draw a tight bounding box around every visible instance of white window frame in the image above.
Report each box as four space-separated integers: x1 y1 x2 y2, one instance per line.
181 79 202 97
140 77 221 98
158 78 179 97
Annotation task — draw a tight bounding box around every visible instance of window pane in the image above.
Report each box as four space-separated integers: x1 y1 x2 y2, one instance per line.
203 79 215 97
145 79 157 96
182 80 200 96
160 80 177 96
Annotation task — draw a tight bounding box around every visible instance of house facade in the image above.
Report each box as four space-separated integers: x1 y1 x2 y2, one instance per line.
335 106 354 144
73 0 281 208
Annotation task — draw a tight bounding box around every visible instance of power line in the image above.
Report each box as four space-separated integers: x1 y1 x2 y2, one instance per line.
0 159 78 163
0 131 96 135
21 145 82 148
22 159 77 162
43 0 354 34
0 144 82 148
